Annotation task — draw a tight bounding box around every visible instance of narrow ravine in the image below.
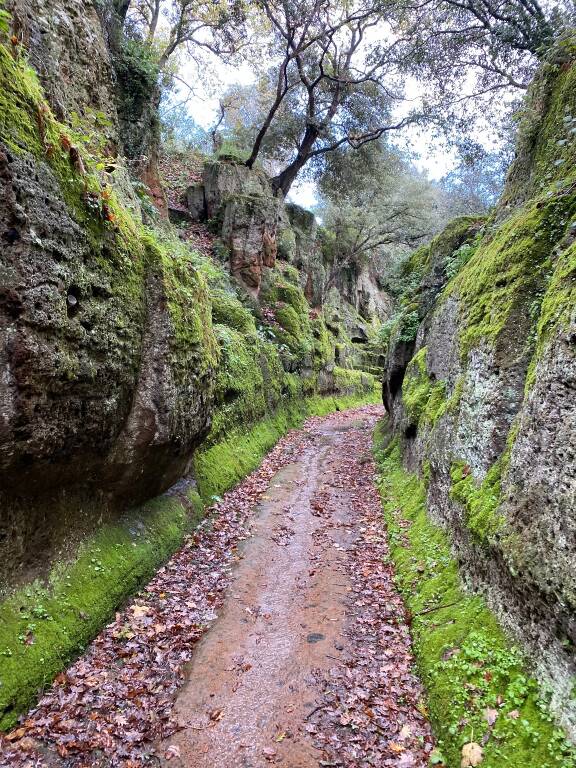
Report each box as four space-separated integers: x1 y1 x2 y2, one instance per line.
1 407 433 767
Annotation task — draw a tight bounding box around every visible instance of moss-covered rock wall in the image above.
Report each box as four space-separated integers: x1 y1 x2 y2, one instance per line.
381 39 576 738
0 40 218 587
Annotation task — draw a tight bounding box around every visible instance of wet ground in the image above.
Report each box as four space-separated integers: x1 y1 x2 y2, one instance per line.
1 406 433 768
162 419 359 767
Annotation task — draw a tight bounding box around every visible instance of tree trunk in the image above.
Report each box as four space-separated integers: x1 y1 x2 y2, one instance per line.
115 0 131 24
245 62 290 169
271 124 319 196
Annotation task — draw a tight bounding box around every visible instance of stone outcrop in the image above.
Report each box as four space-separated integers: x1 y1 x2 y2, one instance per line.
185 160 281 294
381 49 576 736
183 167 393 351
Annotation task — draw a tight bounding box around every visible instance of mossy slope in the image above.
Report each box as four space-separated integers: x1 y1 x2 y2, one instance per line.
374 428 576 768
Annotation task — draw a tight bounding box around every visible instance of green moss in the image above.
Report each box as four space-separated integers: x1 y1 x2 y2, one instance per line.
382 217 486 359
0 41 155 338
275 304 305 338
446 190 576 359
0 492 205 730
260 269 322 364
143 233 218 374
0 44 115 245
530 53 576 192
450 459 505 542
312 317 335 370
277 227 296 260
402 348 447 427
208 325 270 443
390 216 485 306
373 430 576 768
211 289 257 334
525 238 576 390
278 262 300 285
445 375 465 415
333 366 376 396
262 274 310 317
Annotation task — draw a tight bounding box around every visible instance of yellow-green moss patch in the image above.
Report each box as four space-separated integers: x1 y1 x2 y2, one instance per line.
446 187 576 360
402 348 447 427
450 459 505 543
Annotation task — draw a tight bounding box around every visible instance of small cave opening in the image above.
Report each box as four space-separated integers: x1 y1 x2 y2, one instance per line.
404 423 417 439
66 285 82 318
389 366 406 399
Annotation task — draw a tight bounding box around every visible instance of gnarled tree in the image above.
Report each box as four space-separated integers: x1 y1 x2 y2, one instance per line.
242 0 419 196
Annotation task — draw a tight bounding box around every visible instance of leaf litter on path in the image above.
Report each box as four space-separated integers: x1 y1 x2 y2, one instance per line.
0 406 434 767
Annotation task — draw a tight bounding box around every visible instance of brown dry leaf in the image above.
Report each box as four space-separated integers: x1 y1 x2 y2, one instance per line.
5 728 27 741
209 708 223 722
484 707 498 726
165 744 181 760
461 742 483 767
389 741 405 753
131 604 150 618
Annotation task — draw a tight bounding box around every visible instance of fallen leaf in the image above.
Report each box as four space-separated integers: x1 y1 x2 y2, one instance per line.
5 728 26 741
484 707 498 726
461 741 483 767
165 744 181 760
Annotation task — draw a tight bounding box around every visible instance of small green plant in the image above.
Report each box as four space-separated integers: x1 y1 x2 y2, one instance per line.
398 309 420 343
445 240 478 280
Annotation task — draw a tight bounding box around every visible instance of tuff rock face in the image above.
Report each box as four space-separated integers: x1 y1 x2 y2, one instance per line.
0 142 217 585
7 0 119 133
185 160 281 294
183 167 393 327
382 52 576 735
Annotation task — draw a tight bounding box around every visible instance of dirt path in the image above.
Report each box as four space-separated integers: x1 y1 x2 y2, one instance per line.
1 407 433 768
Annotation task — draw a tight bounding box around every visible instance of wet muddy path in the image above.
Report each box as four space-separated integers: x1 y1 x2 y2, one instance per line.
1 407 433 768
